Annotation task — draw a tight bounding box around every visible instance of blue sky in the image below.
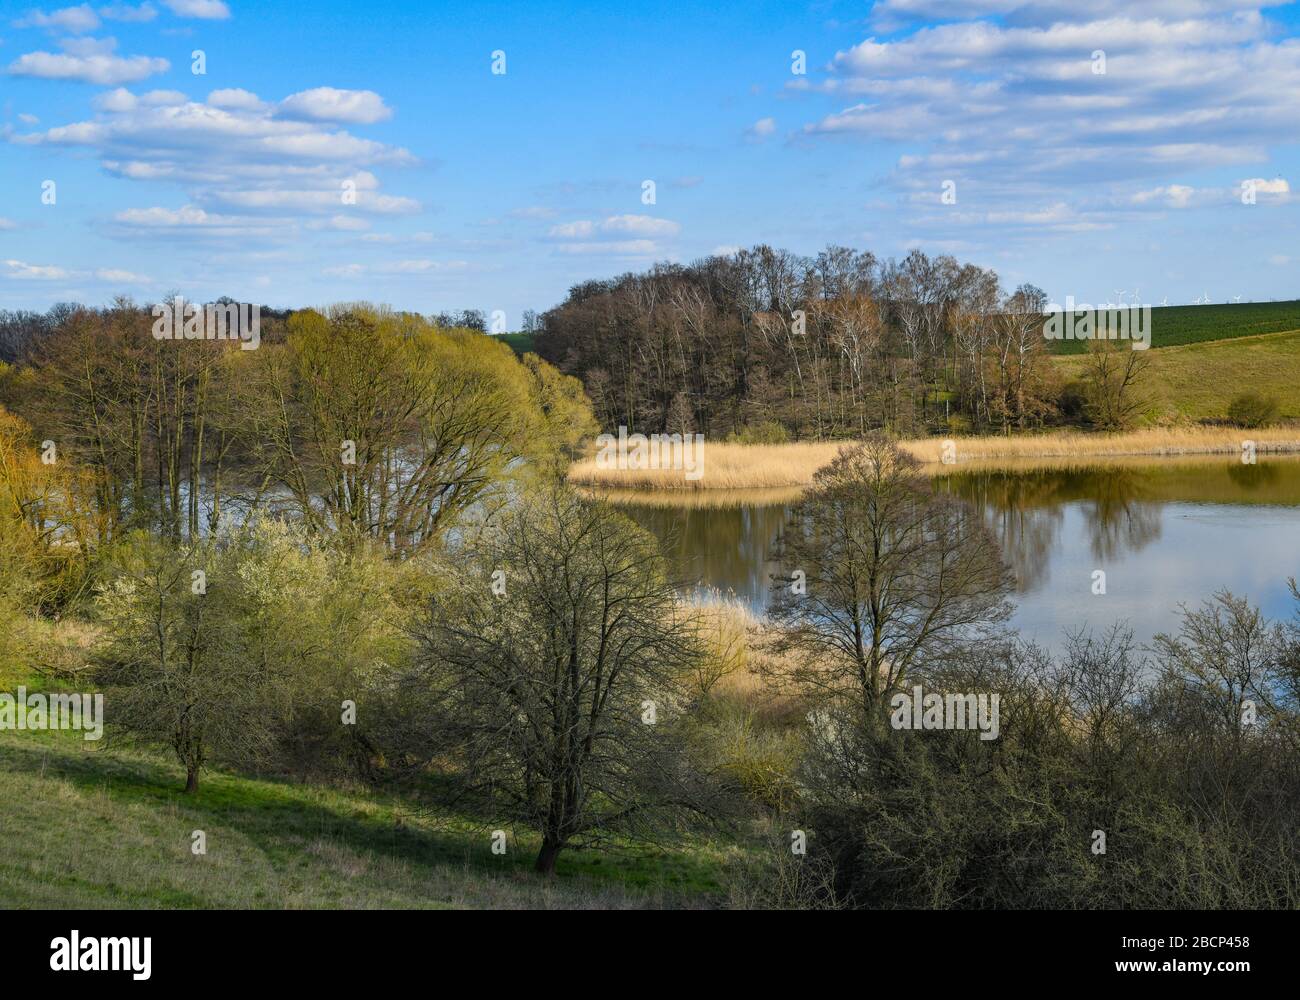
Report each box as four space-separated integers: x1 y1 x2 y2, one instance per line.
3 0 1300 323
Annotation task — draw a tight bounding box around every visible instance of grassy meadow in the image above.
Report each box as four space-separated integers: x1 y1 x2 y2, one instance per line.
0 720 736 909
1055 328 1300 422
0 602 790 910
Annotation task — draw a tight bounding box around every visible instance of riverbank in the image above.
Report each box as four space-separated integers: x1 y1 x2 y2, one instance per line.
568 427 1300 490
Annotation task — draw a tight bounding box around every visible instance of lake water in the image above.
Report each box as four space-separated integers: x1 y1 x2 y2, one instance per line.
606 455 1300 651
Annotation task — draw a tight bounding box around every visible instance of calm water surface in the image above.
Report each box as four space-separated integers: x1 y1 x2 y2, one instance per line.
609 456 1300 651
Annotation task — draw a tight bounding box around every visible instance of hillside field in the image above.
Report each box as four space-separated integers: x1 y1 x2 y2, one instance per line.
1053 327 1300 422
1048 299 1300 354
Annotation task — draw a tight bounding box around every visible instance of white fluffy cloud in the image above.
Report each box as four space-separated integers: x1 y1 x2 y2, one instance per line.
8 49 170 84
207 88 265 111
788 3 1300 236
14 4 101 33
869 0 1287 28
546 214 680 256
1132 184 1198 208
111 205 289 240
100 3 159 23
277 88 394 125
15 85 419 242
3 259 71 280
160 0 229 18
549 215 680 239
93 86 186 110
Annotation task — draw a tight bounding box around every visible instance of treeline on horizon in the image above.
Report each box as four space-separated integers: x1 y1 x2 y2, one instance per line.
531 245 1166 439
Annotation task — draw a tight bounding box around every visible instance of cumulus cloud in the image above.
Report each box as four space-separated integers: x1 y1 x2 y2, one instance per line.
14 4 101 33
549 215 680 239
93 86 186 110
16 90 414 176
100 3 159 22
745 116 777 141
277 87 394 125
1127 177 1290 208
207 88 265 110
785 2 1300 242
545 214 679 257
868 0 1288 30
1244 176 1290 195
13 86 419 243
160 0 229 18
1131 184 1198 207
110 204 288 239
207 174 420 215
8 49 170 84
59 35 119 57
2 259 71 280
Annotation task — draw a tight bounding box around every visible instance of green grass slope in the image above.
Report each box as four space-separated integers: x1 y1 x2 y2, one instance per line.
1054 328 1300 422
0 728 731 909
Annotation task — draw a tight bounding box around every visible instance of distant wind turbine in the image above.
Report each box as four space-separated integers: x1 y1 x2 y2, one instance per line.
1233 295 1242 304
1160 296 1169 307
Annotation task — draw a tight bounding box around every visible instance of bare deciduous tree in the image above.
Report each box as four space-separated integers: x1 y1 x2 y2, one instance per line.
412 486 715 874
767 437 1013 716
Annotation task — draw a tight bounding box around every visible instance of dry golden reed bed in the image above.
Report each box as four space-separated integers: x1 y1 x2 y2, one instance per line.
568 428 1300 491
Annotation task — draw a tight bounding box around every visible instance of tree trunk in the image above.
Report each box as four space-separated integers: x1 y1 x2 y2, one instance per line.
534 840 562 876
185 765 199 794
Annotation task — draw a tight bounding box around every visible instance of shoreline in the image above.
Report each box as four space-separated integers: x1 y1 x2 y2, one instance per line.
568 427 1300 491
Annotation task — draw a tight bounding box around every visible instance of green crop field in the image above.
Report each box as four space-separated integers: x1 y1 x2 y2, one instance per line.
1047 299 1300 354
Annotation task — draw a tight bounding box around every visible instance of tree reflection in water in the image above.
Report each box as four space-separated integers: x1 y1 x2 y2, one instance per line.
607 456 1300 616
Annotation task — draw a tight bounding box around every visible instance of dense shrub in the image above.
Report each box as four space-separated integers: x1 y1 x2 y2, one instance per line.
1226 390 1278 428
726 421 791 445
95 518 419 790
790 605 1300 909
